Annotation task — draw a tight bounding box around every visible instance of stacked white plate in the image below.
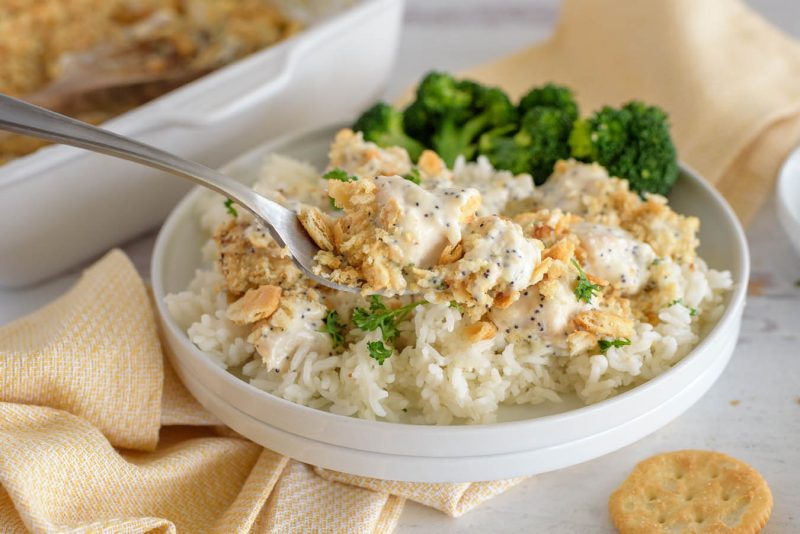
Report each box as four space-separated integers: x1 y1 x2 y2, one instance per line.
152 126 749 483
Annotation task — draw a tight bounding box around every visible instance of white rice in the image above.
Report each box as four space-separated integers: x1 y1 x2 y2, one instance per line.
165 155 732 425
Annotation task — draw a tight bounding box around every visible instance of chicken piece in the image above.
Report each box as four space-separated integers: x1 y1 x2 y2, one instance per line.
319 173 481 294
247 290 331 372
535 160 625 219
536 160 700 264
489 274 589 346
571 222 656 295
442 216 543 312
611 191 700 263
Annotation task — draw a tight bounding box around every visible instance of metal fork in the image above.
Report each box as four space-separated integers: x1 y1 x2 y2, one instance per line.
0 94 356 293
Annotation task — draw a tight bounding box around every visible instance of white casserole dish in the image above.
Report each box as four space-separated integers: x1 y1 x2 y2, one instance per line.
0 0 404 288
151 125 750 482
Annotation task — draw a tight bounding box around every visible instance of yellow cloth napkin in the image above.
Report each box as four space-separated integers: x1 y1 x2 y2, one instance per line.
0 250 522 533
456 0 800 226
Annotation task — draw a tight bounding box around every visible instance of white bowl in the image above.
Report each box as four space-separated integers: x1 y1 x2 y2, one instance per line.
152 125 749 482
777 145 800 257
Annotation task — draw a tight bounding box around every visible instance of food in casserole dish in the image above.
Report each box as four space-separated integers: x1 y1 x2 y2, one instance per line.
0 0 300 163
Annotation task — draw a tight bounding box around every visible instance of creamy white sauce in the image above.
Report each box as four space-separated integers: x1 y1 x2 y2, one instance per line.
535 163 610 214
490 279 586 345
374 175 479 269
462 218 540 295
572 222 655 295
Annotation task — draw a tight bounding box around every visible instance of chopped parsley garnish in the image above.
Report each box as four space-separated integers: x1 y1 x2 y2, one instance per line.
571 259 601 303
224 198 238 217
652 258 662 266
449 300 464 312
322 168 357 182
320 309 346 348
404 167 421 184
352 295 425 342
598 338 631 354
322 168 356 210
367 340 393 365
669 298 697 316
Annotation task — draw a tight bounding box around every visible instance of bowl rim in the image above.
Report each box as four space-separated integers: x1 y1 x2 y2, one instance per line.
151 123 750 436
777 145 800 233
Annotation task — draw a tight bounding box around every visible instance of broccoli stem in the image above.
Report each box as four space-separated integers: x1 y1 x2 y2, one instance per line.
567 118 594 160
432 115 489 166
377 132 425 161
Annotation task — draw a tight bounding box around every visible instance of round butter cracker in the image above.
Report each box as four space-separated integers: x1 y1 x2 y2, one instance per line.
609 450 772 533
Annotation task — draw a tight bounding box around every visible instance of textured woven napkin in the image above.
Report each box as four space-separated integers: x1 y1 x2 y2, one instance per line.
456 0 800 226
0 250 522 533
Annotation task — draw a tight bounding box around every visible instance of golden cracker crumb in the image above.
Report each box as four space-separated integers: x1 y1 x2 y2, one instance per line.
464 321 497 342
573 309 635 339
438 242 464 265
297 206 334 251
493 290 519 310
227 285 282 324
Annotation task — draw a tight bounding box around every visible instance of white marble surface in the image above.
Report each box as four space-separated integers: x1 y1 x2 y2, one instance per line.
1 0 799 532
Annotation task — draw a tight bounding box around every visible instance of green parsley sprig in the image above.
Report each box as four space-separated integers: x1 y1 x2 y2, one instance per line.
367 341 393 365
353 295 425 342
322 168 357 210
448 300 464 313
403 167 421 184
320 309 346 348
224 198 238 217
571 259 601 303
322 168 357 182
598 338 631 354
668 298 697 316
353 296 426 364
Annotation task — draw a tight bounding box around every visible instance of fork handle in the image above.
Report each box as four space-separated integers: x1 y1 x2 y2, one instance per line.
0 93 297 245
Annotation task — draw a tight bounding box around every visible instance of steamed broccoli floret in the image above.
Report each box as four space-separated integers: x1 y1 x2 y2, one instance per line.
478 125 529 174
479 107 573 184
478 83 578 184
353 102 424 161
515 107 574 184
403 72 473 145
518 83 579 122
569 101 678 196
402 72 516 166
